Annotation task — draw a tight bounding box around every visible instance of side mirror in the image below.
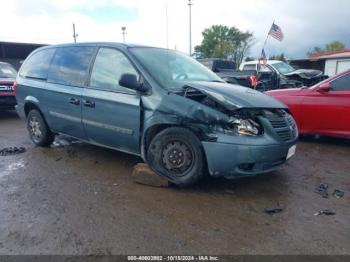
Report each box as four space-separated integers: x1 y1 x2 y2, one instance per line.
119 74 149 92
317 82 330 92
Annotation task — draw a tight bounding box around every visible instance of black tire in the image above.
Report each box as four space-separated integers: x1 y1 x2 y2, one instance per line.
147 127 205 186
27 109 55 147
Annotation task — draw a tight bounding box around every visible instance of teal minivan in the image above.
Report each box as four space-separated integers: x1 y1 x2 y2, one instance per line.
16 43 298 186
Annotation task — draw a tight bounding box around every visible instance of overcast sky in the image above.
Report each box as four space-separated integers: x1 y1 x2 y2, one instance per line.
1 0 349 59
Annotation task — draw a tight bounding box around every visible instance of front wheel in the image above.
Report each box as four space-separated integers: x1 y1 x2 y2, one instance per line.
27 109 55 147
147 127 205 187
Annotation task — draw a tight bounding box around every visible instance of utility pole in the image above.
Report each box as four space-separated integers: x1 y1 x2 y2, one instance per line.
121 26 126 43
72 23 78 43
188 0 193 56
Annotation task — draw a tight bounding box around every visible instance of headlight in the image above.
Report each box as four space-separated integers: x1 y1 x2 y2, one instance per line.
224 118 262 136
233 119 260 136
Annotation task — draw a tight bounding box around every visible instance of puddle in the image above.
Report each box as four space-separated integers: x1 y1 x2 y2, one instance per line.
52 136 81 148
0 160 25 178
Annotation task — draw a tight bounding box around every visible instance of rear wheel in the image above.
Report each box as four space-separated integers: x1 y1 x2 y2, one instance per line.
27 109 55 147
147 127 205 186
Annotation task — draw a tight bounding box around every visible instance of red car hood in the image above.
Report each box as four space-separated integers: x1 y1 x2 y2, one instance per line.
266 88 306 97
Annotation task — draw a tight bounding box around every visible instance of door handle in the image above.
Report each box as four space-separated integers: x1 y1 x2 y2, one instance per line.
83 100 95 108
69 98 80 105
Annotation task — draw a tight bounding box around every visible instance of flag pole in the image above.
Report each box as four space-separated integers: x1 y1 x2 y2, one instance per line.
261 20 274 57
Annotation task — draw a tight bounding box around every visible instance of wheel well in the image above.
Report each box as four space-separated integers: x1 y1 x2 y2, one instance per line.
143 124 172 154
24 102 41 117
143 124 205 159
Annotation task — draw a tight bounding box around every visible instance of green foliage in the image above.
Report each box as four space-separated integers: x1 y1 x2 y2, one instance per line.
307 41 346 55
194 25 254 67
325 41 346 52
269 53 286 62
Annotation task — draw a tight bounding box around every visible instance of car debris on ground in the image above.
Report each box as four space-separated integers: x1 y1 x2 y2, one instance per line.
314 183 329 198
332 189 344 199
264 207 284 215
314 210 336 216
0 147 26 156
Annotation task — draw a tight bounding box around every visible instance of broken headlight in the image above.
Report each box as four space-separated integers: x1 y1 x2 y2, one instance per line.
225 118 263 136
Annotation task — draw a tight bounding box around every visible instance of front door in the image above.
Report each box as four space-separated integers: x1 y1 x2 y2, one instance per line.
82 47 141 155
301 73 350 136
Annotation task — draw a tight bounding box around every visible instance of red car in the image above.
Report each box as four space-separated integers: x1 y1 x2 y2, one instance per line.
0 62 17 110
267 70 350 139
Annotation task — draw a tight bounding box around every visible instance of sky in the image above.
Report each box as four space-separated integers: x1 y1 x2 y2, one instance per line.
1 0 349 59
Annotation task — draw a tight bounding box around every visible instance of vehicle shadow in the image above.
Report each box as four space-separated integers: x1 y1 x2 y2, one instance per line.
189 170 287 196
0 109 19 120
299 135 350 147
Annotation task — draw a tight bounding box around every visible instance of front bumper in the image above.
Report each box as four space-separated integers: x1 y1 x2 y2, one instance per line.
0 96 16 109
202 138 296 178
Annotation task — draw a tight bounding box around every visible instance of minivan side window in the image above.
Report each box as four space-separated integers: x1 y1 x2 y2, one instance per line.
90 48 139 92
330 73 350 91
48 46 95 87
19 48 55 79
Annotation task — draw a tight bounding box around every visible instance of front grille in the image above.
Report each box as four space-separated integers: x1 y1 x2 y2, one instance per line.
265 110 297 141
0 82 15 93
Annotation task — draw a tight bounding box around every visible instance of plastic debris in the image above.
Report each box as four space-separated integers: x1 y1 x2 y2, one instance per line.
0 147 26 156
314 210 336 216
332 189 344 199
264 207 283 215
314 183 329 198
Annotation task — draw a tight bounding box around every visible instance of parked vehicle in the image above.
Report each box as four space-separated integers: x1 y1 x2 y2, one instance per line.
198 58 261 90
198 58 299 91
240 60 328 88
16 43 298 186
0 62 17 109
267 70 350 139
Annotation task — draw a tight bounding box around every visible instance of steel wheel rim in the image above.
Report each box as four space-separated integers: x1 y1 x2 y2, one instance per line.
161 140 193 177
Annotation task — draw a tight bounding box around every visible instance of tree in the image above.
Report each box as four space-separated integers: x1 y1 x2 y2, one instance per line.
308 46 324 55
269 53 287 62
325 41 346 52
307 41 346 55
194 25 254 67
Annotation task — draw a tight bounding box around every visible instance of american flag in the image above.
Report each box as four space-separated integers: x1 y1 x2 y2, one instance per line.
269 23 284 41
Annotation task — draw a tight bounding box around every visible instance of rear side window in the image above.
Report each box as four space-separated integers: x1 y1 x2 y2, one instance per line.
330 73 350 91
20 48 55 79
48 46 95 87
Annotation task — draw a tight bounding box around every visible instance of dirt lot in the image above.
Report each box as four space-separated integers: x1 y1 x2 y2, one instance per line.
0 110 349 255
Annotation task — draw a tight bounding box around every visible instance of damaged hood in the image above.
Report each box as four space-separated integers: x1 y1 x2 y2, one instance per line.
284 69 323 79
185 81 287 110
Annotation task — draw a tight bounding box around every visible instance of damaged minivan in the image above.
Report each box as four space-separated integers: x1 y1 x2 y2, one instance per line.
16 43 298 186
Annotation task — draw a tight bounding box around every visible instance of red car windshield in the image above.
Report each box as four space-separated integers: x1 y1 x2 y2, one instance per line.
0 63 17 78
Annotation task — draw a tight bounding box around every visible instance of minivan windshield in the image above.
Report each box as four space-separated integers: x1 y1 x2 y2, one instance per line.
130 47 223 91
272 62 296 74
0 63 17 78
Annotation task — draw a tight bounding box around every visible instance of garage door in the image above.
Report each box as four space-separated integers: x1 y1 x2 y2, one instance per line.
337 60 350 74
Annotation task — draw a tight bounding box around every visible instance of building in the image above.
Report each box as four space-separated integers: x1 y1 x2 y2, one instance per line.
0 41 47 70
290 50 350 77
